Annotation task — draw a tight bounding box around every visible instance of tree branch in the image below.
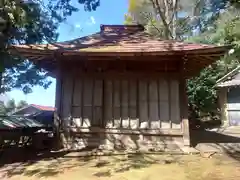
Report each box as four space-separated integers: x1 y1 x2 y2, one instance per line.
0 71 3 94
141 12 162 35
150 0 173 39
169 0 179 25
163 0 168 21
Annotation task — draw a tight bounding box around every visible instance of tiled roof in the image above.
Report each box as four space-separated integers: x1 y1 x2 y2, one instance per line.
10 25 228 55
30 104 55 111
9 25 230 78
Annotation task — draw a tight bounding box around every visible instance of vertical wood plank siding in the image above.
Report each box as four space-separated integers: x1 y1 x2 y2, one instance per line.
61 73 73 127
61 73 181 131
104 80 113 127
72 77 82 127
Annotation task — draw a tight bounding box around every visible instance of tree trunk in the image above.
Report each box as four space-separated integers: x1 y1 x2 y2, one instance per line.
0 68 3 94
150 0 179 40
0 55 4 94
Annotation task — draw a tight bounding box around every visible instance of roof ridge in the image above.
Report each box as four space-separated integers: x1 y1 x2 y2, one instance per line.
30 104 54 107
100 24 145 32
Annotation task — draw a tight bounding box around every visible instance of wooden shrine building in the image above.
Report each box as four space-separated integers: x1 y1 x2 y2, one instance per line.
10 25 229 151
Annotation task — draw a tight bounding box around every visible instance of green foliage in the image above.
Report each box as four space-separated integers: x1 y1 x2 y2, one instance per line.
17 100 28 109
78 0 100 11
0 0 58 93
124 0 151 26
187 61 235 118
230 0 240 9
0 101 6 115
187 7 240 119
125 0 201 40
0 0 100 94
4 99 16 114
0 99 28 115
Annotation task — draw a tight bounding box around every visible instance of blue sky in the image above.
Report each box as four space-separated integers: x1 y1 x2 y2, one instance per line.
7 0 128 107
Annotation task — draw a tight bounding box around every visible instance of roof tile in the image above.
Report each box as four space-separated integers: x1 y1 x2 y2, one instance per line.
12 25 222 53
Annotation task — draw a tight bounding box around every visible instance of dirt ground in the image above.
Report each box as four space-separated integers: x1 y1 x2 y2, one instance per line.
0 151 239 180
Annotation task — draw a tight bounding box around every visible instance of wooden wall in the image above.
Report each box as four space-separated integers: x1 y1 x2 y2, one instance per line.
218 88 228 126
59 72 181 132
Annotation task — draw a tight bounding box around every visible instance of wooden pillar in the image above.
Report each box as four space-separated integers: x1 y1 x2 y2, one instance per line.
54 64 63 149
179 59 190 146
179 78 190 146
218 87 228 126
55 69 62 119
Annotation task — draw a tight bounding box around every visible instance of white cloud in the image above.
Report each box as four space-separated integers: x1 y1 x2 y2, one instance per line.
75 23 81 28
85 16 96 26
90 16 96 24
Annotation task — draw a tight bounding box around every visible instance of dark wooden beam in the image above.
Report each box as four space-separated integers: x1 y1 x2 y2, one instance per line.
53 63 63 148
68 127 183 136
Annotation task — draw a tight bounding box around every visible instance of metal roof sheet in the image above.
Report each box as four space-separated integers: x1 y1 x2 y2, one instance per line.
0 116 44 129
217 80 240 87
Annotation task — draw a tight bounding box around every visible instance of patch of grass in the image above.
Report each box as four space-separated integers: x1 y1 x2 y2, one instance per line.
1 153 240 180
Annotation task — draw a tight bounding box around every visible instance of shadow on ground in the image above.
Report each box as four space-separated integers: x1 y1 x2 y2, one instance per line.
1 128 240 179
0 148 70 178
92 153 180 177
190 129 240 161
0 146 182 178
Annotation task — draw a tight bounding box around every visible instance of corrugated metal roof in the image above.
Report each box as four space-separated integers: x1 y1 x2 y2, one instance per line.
0 116 44 129
217 80 240 87
10 104 55 116
217 66 240 87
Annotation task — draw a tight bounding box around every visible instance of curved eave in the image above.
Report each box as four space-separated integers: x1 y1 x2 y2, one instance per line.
9 44 230 56
8 44 231 78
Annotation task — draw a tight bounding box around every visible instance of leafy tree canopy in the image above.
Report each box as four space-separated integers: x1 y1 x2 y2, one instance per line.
187 6 240 117
0 0 100 94
0 99 28 115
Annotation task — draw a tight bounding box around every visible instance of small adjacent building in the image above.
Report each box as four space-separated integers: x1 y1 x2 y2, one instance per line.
10 25 229 151
217 66 240 126
11 104 55 127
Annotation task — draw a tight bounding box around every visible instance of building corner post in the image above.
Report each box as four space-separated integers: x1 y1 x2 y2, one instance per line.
53 64 63 150
179 59 190 147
